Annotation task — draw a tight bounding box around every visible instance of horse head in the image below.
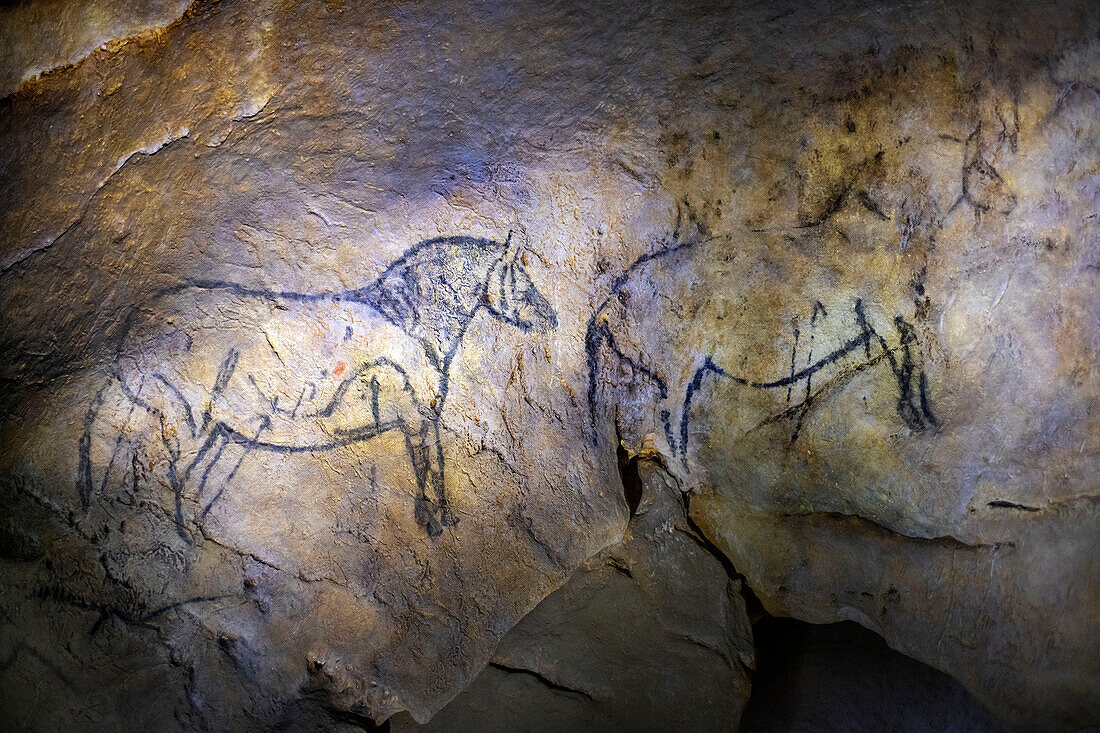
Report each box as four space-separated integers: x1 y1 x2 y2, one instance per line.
486 233 558 332
961 122 1018 215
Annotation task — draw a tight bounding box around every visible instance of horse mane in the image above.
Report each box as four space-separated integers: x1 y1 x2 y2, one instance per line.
357 236 507 337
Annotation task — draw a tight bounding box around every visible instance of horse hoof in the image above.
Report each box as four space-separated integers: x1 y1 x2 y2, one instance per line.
415 496 445 538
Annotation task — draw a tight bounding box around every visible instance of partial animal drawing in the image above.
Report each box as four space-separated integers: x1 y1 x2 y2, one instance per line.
586 234 939 469
757 121 1018 245
79 233 557 539
586 118 1017 470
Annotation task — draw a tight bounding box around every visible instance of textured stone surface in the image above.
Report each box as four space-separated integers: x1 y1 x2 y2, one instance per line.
392 459 754 732
742 617 1006 733
0 0 1097 729
0 0 190 97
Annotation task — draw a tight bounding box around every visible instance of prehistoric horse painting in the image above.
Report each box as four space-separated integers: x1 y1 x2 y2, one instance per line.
585 233 939 470
79 234 557 539
586 121 1021 469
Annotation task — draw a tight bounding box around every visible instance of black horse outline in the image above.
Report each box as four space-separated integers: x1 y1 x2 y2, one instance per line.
586 235 938 468
79 232 557 539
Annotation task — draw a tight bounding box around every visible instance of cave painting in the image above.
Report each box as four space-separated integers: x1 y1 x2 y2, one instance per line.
585 118 1020 472
586 234 939 469
79 233 558 539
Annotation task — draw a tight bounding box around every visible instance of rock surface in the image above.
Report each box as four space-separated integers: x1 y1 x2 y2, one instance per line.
392 459 754 732
0 0 1097 729
741 617 1006 733
0 0 191 97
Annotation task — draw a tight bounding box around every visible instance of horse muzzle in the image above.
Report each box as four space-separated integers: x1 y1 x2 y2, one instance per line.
517 293 558 332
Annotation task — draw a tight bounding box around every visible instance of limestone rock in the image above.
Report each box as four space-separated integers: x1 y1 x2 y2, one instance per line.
0 0 1097 729
0 0 191 98
392 459 754 732
742 618 1006 733
692 494 1100 730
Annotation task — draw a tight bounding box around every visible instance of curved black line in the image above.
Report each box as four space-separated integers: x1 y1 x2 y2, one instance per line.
680 357 726 465
141 595 233 622
599 237 708 315
154 372 196 437
214 418 404 453
201 348 239 432
919 371 939 426
91 234 555 539
77 380 111 509
315 357 420 418
586 320 669 444
586 235 715 444
750 332 870 389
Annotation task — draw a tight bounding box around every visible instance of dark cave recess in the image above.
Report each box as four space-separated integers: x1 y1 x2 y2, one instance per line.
741 616 1005 733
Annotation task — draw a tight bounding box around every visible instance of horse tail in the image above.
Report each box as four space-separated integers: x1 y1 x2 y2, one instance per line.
77 377 114 509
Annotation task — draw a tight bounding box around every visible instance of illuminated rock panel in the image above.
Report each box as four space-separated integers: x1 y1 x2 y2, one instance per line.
0 0 1096 729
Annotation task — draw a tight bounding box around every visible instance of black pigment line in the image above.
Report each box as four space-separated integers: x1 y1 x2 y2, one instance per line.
805 300 827 403
858 190 891 221
201 348 239 432
77 381 111 508
154 372 196 437
679 357 726 464
919 371 939 426
987 500 1040 512
751 331 870 389
787 326 800 404
201 416 270 522
84 234 555 538
142 595 233 621
195 433 228 498
586 319 669 442
369 376 382 428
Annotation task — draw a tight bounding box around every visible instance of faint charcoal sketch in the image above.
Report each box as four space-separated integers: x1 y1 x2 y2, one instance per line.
586 235 938 468
587 116 1017 468
945 121 1018 217
752 117 1018 260
79 233 557 539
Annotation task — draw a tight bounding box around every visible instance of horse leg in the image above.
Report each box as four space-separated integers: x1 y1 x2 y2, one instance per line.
892 316 938 429
79 376 128 509
154 412 195 543
98 366 198 539
426 418 456 527
199 415 270 526
402 418 443 538
81 370 177 510
678 356 726 468
162 424 230 540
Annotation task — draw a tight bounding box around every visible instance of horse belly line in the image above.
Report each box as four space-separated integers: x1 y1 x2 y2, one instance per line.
215 419 404 453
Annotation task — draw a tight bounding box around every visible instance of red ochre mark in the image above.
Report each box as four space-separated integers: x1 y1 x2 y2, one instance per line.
333 361 346 376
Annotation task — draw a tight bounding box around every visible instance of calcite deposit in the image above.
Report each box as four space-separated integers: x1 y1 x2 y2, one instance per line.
0 0 1097 729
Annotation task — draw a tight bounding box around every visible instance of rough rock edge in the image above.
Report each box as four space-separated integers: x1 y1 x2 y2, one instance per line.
1 0 199 100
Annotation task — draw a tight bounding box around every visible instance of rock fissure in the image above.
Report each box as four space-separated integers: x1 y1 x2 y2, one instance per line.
774 510 1006 551
486 662 595 700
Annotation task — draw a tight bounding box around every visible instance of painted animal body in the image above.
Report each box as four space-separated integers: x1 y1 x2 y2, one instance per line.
79 234 557 539
585 120 1022 470
586 234 938 472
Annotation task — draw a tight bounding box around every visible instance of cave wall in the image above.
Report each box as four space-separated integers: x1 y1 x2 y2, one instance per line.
0 0 1097 730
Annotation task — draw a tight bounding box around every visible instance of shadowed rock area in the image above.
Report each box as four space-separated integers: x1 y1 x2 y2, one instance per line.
741 617 1006 733
0 0 1097 729
392 459 754 732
